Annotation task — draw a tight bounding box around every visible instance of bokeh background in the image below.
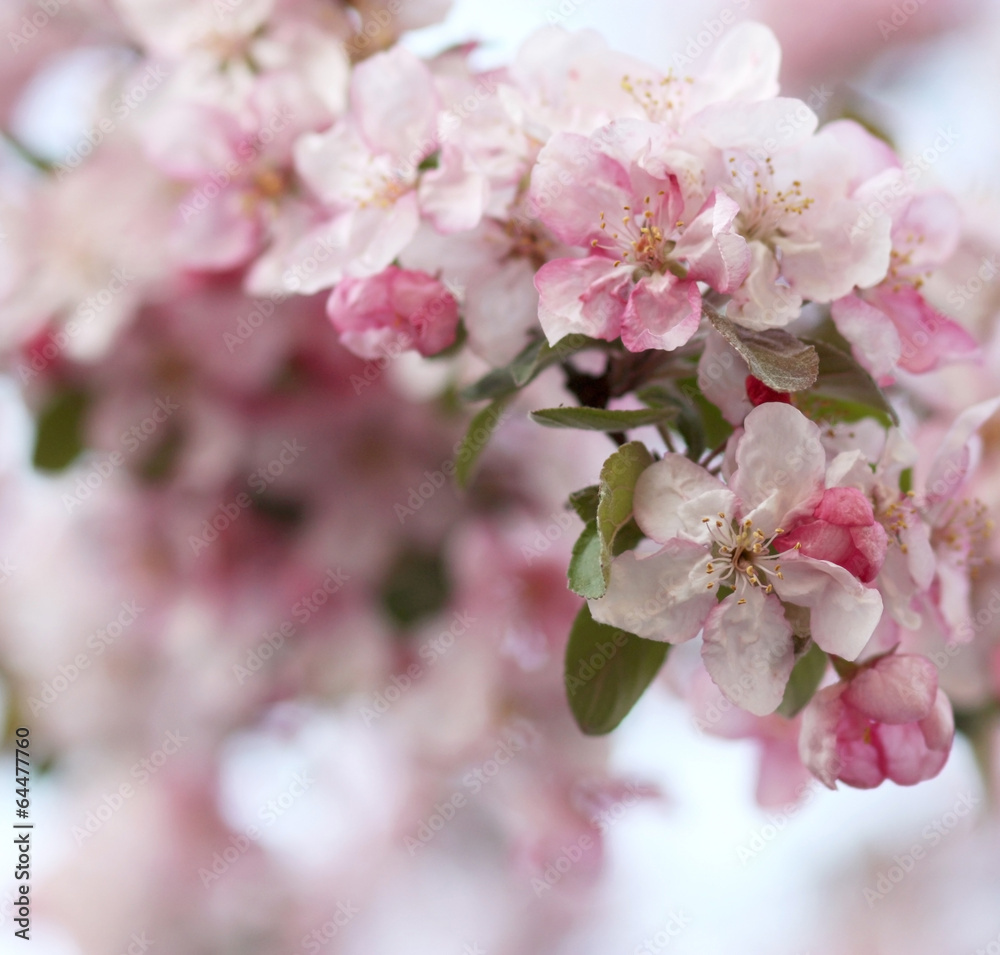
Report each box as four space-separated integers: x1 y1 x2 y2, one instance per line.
1 0 999 953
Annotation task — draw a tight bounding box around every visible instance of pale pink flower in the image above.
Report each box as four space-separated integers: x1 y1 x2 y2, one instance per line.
530 118 749 351
799 652 954 788
591 403 884 715
286 46 488 293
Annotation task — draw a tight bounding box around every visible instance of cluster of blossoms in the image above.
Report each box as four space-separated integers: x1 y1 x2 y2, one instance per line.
0 0 998 950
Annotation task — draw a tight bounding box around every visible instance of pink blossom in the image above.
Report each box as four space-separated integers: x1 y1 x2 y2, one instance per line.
530 119 749 351
799 653 954 789
591 403 884 716
326 266 459 359
775 486 889 584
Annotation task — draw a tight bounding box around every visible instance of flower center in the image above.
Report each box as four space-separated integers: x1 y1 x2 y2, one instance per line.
729 156 814 243
701 511 788 597
621 72 693 125
592 195 679 275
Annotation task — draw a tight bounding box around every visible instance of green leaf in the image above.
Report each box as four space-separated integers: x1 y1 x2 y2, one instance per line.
706 307 819 392
460 334 598 402
675 378 734 450
568 485 600 522
776 642 828 718
381 547 451 628
568 520 604 598
597 441 653 585
530 406 673 431
565 603 669 735
455 398 510 489
33 387 89 472
796 340 899 428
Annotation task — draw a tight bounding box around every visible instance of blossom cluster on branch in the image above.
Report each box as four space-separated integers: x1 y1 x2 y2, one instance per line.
1 8 998 903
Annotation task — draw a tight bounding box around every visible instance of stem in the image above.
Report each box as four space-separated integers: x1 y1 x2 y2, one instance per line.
1 130 53 173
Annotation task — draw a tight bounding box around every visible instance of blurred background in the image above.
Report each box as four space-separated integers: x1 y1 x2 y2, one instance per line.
1 0 999 953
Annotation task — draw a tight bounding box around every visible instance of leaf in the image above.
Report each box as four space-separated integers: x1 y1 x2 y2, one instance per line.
33 386 89 472
568 485 600 522
776 641 828 718
568 520 604 598
796 340 899 427
565 603 669 735
597 441 653 585
460 334 598 402
530 406 673 431
455 398 510 488
380 547 451 628
706 307 819 392
675 378 734 450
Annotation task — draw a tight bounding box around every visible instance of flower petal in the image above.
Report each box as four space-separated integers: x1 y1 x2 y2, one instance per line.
620 273 702 352
589 542 715 643
701 587 795 716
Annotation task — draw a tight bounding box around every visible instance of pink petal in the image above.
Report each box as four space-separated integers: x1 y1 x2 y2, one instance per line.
351 46 439 160
534 255 629 345
869 285 978 375
876 689 953 786
528 131 632 248
620 273 702 353
814 487 875 526
672 189 750 293
843 654 938 724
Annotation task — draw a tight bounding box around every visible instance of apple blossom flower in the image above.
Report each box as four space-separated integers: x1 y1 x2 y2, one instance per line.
285 45 488 293
529 118 750 351
799 652 954 788
590 403 884 715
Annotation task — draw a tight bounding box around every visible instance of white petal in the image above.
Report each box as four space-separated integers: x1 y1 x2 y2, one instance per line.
774 557 883 659
633 455 730 544
732 403 825 531
589 544 715 643
701 588 795 716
